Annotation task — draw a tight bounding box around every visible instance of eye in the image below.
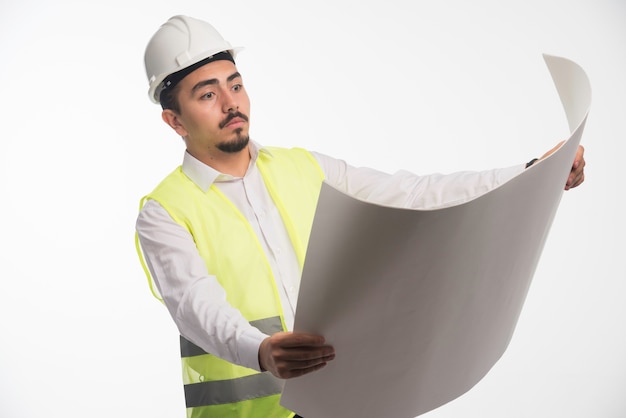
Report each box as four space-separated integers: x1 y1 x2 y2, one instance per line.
232 84 243 92
201 91 215 100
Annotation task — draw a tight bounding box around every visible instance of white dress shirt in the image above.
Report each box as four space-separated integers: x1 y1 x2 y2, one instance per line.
136 142 523 371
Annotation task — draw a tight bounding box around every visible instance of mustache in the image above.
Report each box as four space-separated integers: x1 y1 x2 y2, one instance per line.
219 111 249 129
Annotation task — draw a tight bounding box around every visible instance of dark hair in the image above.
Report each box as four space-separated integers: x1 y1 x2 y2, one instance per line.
160 82 182 113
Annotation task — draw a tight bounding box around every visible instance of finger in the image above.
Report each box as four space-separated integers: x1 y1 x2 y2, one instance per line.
276 332 328 348
565 151 586 189
572 163 585 183
287 352 336 368
271 343 335 366
294 354 335 370
565 169 585 190
576 144 585 160
571 172 585 188
280 360 330 379
271 344 335 363
276 353 336 378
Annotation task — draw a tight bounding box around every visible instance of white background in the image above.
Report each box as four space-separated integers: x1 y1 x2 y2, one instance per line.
0 1 624 417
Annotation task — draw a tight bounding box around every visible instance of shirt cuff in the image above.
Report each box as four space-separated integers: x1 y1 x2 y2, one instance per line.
237 326 268 372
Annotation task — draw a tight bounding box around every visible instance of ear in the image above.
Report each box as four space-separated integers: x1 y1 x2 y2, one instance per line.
161 109 188 137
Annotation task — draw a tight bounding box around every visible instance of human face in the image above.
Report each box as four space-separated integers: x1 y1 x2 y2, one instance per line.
162 60 251 160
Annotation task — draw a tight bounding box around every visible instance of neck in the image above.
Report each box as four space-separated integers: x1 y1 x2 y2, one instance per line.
190 146 251 177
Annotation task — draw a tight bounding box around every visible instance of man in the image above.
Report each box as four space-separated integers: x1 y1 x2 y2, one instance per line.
136 15 585 418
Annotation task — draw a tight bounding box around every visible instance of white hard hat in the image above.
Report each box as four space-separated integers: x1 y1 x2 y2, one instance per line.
144 15 242 103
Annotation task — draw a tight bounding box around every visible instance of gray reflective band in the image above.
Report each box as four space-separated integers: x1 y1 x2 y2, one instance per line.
250 315 284 336
180 336 209 358
184 372 284 408
180 316 284 358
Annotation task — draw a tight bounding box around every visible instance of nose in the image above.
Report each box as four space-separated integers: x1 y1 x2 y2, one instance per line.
222 92 238 113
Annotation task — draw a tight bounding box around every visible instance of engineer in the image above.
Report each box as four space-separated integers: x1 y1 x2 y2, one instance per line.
136 15 586 418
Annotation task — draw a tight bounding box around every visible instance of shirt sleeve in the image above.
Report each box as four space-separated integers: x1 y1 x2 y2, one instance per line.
311 151 525 209
136 199 267 371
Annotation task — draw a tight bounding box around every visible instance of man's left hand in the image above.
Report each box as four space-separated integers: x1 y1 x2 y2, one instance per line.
539 142 586 190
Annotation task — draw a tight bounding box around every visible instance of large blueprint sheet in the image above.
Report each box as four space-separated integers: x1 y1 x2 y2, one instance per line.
281 55 591 418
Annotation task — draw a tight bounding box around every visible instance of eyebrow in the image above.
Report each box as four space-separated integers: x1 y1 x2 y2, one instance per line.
191 72 242 95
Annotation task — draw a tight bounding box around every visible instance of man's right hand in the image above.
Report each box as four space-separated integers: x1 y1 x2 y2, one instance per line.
258 331 335 379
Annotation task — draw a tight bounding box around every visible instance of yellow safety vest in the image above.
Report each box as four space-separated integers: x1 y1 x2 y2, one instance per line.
136 147 325 418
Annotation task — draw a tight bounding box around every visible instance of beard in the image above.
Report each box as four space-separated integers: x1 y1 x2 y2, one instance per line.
216 131 250 153
216 111 250 153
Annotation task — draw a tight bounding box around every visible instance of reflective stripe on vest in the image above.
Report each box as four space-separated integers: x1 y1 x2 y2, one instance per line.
185 372 284 408
180 316 285 407
138 147 324 418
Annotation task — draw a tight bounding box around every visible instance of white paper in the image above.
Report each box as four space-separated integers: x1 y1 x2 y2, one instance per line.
281 55 591 418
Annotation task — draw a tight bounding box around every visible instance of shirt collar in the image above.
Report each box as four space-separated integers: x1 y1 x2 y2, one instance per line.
181 141 273 192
